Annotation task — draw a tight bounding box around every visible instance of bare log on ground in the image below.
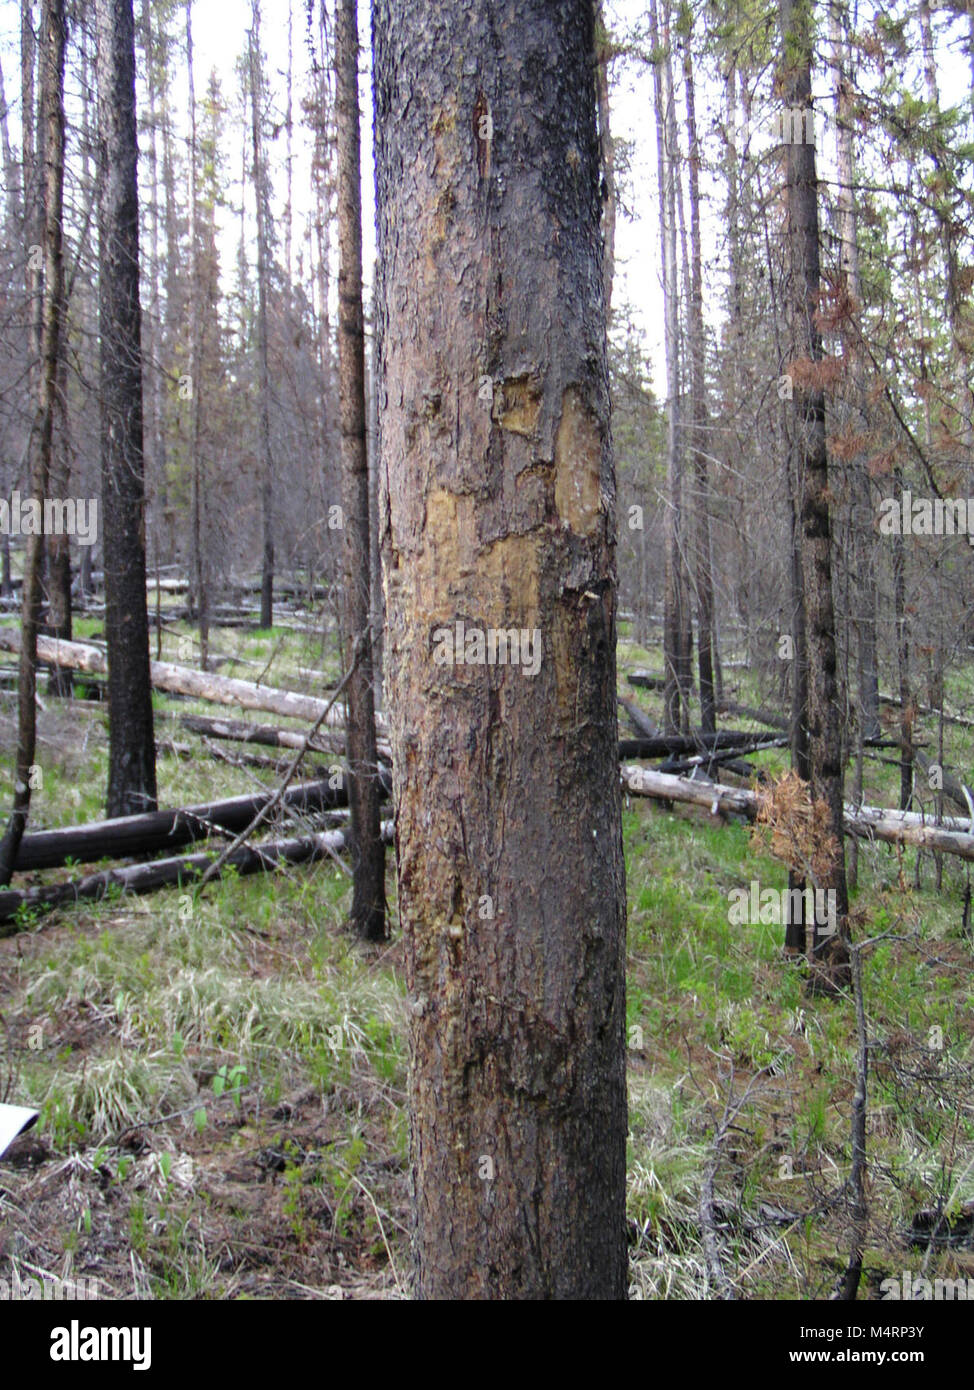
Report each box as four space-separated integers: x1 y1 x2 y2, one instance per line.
879 691 974 730
0 820 395 932
0 629 389 733
621 766 974 861
178 712 392 762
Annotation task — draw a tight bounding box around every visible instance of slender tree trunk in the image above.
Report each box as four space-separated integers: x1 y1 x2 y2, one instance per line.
250 0 274 630
22 0 42 395
780 0 849 984
0 0 65 885
140 0 168 586
336 0 386 942
893 465 913 811
373 0 628 1298
650 0 683 736
830 1 879 743
185 0 208 664
918 0 973 453
0 55 23 219
595 2 615 322
45 347 72 695
683 25 715 736
97 0 157 817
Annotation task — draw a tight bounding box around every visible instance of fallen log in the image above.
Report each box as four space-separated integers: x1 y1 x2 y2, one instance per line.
0 628 388 734
621 766 974 862
157 738 294 774
618 731 802 758
716 700 789 732
628 669 667 690
658 737 788 776
899 737 973 817
0 820 395 933
879 692 974 730
617 696 659 740
13 776 389 873
178 713 392 762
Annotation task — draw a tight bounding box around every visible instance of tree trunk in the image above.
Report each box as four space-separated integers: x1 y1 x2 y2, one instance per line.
336 0 386 941
830 1 880 743
595 2 615 322
97 0 157 818
682 23 715 737
780 0 849 984
249 0 274 630
650 0 684 737
0 0 65 887
45 347 72 696
373 0 628 1298
185 0 208 665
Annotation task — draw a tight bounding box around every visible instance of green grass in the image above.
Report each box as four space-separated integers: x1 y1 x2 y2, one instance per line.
1 618 972 1298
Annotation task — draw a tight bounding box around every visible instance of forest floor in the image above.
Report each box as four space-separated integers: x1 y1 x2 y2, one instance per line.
0 613 972 1299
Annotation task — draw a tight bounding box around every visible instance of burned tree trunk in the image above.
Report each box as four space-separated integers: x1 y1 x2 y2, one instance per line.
373 0 628 1297
97 0 157 817
336 0 386 941
780 0 849 983
0 0 65 886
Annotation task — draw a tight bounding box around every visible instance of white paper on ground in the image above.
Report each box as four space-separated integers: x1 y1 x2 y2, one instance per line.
0 1103 39 1157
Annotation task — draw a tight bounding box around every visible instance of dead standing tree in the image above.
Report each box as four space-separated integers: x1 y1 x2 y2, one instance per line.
373 0 629 1297
0 0 66 885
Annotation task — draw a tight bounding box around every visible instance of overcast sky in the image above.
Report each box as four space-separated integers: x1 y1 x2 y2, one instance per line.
1 0 971 397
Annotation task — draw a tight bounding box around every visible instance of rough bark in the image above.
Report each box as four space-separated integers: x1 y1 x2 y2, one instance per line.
0 0 65 886
373 0 628 1298
97 0 157 818
336 0 386 941
780 0 849 979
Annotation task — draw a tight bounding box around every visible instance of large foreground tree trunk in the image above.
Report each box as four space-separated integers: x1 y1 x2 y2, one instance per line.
373 0 628 1298
97 0 157 817
336 0 386 942
0 0 65 886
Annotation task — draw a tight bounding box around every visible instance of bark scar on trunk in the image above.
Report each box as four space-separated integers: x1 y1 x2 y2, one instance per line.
493 374 541 437
554 385 602 537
